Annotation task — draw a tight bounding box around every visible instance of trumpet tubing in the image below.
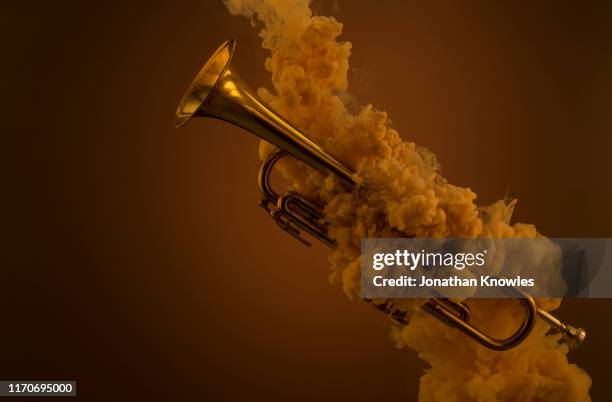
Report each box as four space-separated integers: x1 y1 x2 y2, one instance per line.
175 39 586 351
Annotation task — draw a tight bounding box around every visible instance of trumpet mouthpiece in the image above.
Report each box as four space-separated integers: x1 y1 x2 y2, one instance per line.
565 327 587 349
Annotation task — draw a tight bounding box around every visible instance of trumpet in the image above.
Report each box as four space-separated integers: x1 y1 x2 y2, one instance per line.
174 38 586 351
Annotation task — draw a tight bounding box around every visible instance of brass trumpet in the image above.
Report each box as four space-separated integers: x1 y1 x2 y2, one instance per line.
175 38 586 351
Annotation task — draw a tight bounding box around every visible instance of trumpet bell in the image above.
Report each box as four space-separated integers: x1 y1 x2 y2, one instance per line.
174 38 237 128
174 38 355 185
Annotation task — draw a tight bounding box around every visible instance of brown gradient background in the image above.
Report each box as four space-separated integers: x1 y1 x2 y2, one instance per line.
3 1 612 401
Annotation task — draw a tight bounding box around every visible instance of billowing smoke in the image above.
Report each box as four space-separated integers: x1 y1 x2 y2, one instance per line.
223 0 592 400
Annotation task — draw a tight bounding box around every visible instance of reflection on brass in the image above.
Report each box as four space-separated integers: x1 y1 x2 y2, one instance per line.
175 38 586 351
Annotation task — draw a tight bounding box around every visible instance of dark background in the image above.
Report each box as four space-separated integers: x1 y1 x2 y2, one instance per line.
2 1 612 401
